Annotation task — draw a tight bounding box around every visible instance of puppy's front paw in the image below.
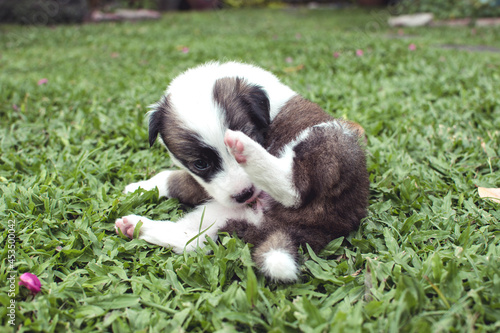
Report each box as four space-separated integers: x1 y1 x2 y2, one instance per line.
224 130 253 164
115 215 149 238
124 181 155 194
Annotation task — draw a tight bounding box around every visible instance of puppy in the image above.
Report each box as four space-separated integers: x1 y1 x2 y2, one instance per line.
115 62 369 282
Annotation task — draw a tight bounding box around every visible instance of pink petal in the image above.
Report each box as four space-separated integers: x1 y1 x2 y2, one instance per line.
333 52 340 58
182 47 189 54
285 57 293 63
19 272 41 294
408 43 416 51
37 78 48 85
356 49 363 56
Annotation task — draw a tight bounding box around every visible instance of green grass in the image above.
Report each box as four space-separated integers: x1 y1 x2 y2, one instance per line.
1 7 499 332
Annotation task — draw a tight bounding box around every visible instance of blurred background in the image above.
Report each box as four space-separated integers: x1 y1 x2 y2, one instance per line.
1 0 499 25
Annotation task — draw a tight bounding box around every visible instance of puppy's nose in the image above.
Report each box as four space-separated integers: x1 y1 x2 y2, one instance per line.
232 186 255 204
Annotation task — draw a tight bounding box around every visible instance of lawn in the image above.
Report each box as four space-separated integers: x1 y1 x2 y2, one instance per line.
1 7 499 332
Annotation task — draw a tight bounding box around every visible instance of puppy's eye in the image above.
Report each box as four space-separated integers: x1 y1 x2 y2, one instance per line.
193 159 209 171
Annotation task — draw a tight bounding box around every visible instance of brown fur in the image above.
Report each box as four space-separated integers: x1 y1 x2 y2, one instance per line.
167 170 211 206
265 122 369 252
223 95 369 261
266 96 333 156
150 97 203 161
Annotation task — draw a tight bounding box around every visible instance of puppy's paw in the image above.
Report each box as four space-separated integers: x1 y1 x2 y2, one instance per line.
115 215 149 238
224 130 254 164
124 181 155 194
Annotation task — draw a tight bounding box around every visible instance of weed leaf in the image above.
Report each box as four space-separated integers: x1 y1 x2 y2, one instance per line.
132 220 143 239
478 187 500 204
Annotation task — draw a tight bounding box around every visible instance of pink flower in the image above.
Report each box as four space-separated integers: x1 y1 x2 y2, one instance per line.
181 47 189 54
37 78 48 85
285 56 293 63
356 49 363 57
408 43 416 51
333 52 340 58
19 273 41 294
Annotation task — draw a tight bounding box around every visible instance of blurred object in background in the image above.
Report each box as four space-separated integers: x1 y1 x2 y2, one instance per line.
0 0 89 24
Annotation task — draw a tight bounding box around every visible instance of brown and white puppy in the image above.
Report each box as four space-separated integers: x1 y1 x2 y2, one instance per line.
115 62 369 282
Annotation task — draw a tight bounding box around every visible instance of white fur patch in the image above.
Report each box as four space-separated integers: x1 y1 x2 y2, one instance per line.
313 120 354 136
261 249 299 282
278 120 353 160
167 61 296 121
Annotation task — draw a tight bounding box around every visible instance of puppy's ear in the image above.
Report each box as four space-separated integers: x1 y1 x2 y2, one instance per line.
148 96 169 147
148 111 161 147
241 83 271 130
214 77 271 144
235 79 270 145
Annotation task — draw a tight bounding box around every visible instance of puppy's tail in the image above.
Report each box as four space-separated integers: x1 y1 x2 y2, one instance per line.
253 230 299 283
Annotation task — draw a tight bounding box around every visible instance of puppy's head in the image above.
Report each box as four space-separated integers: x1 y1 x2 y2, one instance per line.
149 74 270 208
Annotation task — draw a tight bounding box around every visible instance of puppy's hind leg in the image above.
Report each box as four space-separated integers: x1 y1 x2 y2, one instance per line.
253 229 299 283
224 130 300 207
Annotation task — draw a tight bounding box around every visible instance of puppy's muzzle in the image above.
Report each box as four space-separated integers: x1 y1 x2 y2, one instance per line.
232 186 255 204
